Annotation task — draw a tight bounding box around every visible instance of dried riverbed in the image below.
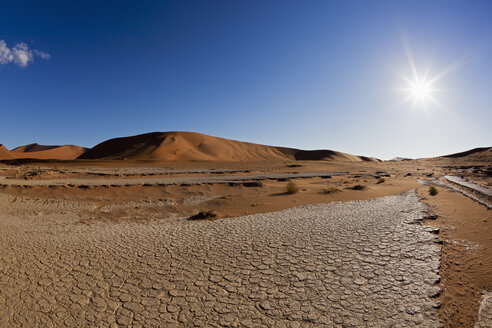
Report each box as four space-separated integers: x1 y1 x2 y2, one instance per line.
0 190 442 327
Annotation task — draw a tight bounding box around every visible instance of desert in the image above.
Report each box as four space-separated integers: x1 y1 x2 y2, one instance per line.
0 132 490 327
2 1 491 327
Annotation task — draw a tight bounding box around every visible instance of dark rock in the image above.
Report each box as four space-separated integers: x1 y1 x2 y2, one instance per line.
242 181 263 187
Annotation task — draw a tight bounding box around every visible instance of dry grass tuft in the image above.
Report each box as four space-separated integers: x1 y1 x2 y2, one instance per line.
190 210 217 220
320 187 341 194
348 184 367 191
286 181 299 194
428 186 438 196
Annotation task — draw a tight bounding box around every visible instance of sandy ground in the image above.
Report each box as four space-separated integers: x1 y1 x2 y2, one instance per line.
0 189 441 327
0 159 490 326
418 184 492 327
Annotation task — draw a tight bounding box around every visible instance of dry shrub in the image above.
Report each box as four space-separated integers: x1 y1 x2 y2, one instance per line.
349 184 366 191
190 210 217 220
286 181 299 194
428 186 438 196
320 187 341 194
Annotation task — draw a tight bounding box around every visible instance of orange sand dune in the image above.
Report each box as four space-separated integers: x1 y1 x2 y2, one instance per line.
11 143 61 153
11 144 88 160
0 145 15 160
79 131 379 162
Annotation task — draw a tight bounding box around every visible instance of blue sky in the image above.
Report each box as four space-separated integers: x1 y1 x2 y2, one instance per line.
0 0 491 159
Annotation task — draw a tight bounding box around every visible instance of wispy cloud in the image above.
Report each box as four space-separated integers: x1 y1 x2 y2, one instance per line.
0 40 50 68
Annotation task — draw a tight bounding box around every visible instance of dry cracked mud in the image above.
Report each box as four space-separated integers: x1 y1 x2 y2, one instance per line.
0 190 442 327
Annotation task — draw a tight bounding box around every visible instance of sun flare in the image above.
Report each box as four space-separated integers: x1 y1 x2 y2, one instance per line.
394 36 463 110
403 76 436 106
410 79 431 100
397 72 439 108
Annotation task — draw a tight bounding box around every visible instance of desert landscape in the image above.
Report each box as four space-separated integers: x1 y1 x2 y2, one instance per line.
0 132 490 327
2 1 491 327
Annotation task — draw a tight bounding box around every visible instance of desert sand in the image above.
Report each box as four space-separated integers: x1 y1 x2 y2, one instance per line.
0 133 490 327
4 143 87 160
0 145 15 160
79 131 379 162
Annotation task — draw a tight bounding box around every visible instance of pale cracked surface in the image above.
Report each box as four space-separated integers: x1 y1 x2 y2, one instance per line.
0 190 441 327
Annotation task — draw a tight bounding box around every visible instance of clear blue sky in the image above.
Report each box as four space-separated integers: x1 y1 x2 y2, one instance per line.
1 0 491 159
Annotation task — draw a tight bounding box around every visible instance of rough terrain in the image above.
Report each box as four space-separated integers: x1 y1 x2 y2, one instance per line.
0 190 441 327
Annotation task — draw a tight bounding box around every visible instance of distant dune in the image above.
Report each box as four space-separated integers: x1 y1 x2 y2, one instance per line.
11 143 61 153
0 145 15 160
388 157 413 162
9 144 88 160
441 147 492 161
79 131 379 162
2 133 490 163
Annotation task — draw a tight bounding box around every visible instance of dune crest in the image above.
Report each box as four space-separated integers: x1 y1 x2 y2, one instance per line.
11 143 61 153
441 147 492 161
79 131 379 162
0 145 15 160
11 144 88 160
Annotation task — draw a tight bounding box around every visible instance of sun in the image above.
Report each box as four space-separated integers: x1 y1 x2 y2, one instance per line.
397 71 439 108
403 76 436 106
394 35 462 110
410 79 431 100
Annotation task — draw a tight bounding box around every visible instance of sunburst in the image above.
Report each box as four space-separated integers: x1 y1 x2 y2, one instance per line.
396 35 464 110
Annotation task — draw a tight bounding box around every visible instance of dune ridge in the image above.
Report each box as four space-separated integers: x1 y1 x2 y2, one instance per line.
3 133 489 163
79 131 379 162
11 143 61 153
7 144 88 160
0 145 15 160
441 147 492 161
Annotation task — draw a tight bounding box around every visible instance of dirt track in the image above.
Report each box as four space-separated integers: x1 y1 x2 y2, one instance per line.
0 190 442 327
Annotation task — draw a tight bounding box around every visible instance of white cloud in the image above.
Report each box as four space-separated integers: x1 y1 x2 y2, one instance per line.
0 40 50 68
12 43 33 67
0 40 13 64
34 49 51 60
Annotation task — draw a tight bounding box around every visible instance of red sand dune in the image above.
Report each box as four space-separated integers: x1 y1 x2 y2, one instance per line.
79 131 379 162
10 144 88 160
0 145 15 160
3 133 489 163
11 143 60 153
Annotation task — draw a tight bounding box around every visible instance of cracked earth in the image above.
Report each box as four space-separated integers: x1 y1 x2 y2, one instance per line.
0 190 442 327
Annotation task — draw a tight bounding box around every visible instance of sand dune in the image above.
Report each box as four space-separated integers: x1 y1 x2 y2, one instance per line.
442 146 492 161
11 143 61 153
0 145 15 160
11 144 88 160
79 131 379 162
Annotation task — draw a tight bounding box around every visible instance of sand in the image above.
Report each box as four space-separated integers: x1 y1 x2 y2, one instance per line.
0 145 15 160
419 185 492 327
11 144 88 160
0 184 442 327
78 131 379 162
0 135 490 326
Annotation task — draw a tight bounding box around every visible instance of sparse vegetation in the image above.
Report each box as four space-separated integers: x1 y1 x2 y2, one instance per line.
377 178 385 184
190 210 217 220
348 184 367 191
428 186 438 196
286 181 299 194
320 187 341 194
